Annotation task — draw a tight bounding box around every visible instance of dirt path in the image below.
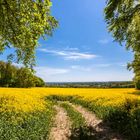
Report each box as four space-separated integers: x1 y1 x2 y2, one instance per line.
70 103 125 140
49 103 125 140
49 105 71 140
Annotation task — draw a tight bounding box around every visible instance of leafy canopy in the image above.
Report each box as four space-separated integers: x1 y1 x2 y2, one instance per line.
105 0 140 49
0 0 58 67
104 0 140 89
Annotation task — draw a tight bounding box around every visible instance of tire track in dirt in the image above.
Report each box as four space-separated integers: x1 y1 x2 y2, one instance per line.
70 103 125 140
49 105 71 140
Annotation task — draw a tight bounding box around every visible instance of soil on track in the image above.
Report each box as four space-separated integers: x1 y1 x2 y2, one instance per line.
49 103 125 140
49 105 71 140
71 103 125 140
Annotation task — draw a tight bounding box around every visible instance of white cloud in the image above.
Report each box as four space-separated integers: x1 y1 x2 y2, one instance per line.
35 66 69 76
33 63 133 82
116 63 127 67
35 66 70 82
95 63 111 67
38 48 98 60
64 46 79 51
98 39 109 44
12 62 131 82
35 66 133 82
70 63 127 72
71 65 80 69
65 52 97 60
71 65 91 71
70 64 112 72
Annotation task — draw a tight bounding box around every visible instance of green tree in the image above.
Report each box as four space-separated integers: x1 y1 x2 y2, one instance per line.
0 61 6 86
0 61 17 87
0 61 45 88
15 67 36 88
0 0 57 67
104 0 140 89
34 76 45 87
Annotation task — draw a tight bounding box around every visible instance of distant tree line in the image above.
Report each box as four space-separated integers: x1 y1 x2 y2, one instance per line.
46 82 135 88
0 61 45 88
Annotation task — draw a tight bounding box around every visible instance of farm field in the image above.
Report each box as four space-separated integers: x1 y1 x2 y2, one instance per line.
0 88 140 140
1 0 140 140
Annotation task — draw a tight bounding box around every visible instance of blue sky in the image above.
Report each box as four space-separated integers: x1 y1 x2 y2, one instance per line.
0 0 134 82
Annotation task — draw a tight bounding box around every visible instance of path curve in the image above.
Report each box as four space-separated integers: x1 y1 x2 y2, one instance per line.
49 105 71 140
70 103 125 140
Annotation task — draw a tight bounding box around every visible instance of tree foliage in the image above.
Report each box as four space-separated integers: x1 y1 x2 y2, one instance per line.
104 0 140 89
0 61 45 88
0 0 58 67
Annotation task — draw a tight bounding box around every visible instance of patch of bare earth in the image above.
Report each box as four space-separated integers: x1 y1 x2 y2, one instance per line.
71 103 125 140
49 105 71 140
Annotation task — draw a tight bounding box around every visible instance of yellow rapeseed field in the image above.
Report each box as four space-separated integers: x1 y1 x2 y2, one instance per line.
0 87 138 113
0 88 140 139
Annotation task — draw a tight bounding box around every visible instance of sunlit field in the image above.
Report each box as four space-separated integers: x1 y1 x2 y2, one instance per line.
0 88 140 139
0 88 137 112
0 88 137 111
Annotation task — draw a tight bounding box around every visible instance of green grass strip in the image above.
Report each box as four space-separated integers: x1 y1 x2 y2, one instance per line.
60 102 86 129
60 102 97 140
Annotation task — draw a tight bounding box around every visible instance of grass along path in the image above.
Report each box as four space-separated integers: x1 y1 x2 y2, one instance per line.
60 102 97 139
47 97 125 140
49 105 71 140
70 103 125 140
